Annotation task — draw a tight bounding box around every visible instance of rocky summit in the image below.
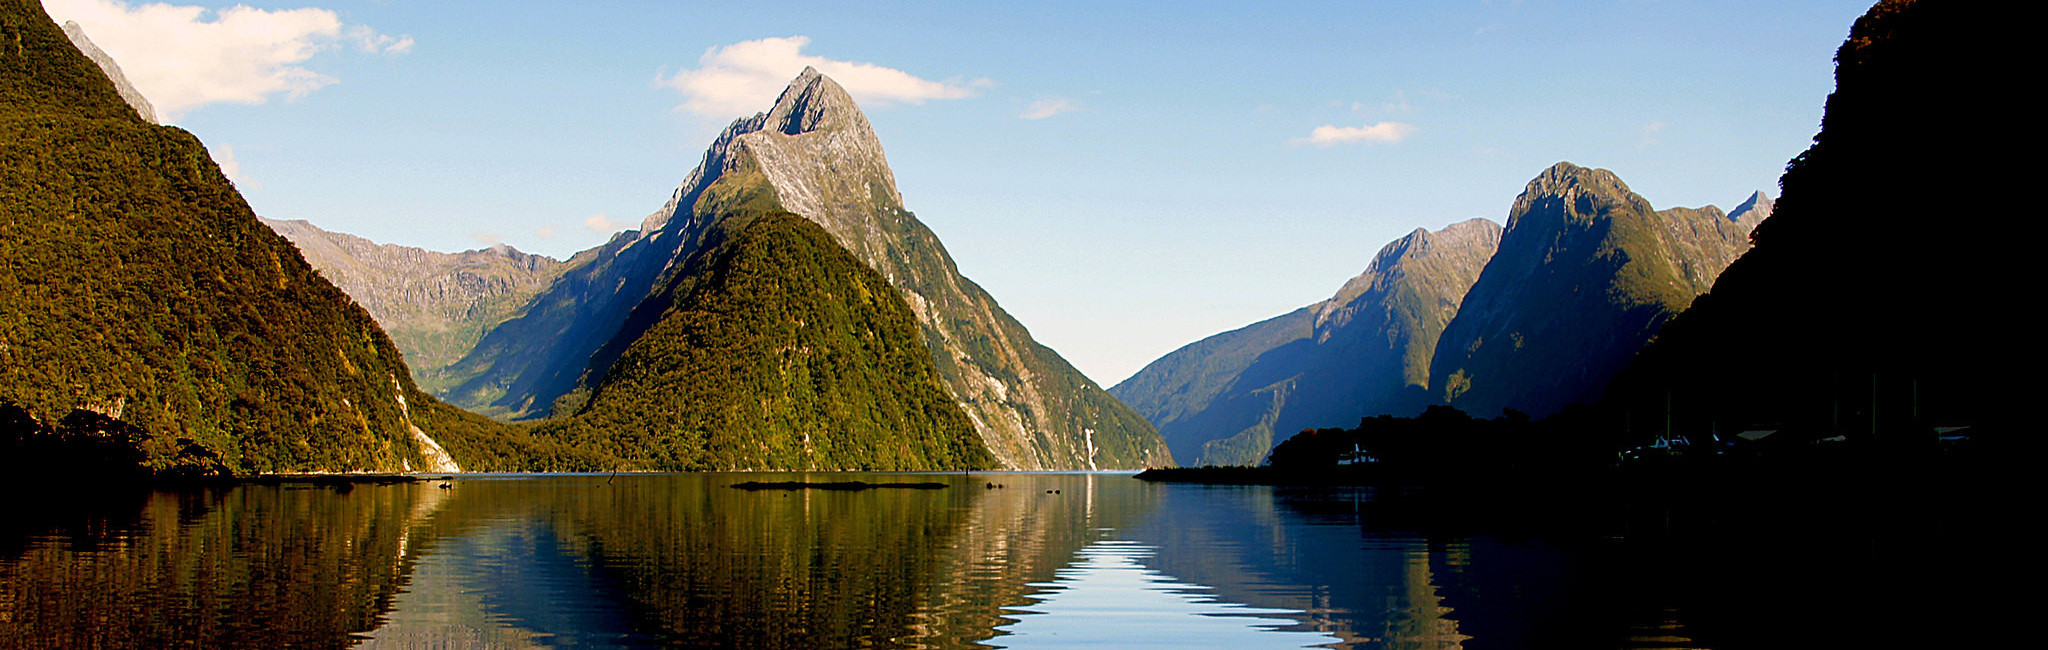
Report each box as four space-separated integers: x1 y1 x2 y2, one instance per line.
436 68 1168 469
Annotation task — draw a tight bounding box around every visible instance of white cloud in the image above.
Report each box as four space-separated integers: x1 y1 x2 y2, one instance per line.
1293 122 1419 147
1639 121 1667 148
585 213 625 233
657 36 986 119
1021 97 1078 120
207 142 252 188
535 225 557 239
41 0 412 121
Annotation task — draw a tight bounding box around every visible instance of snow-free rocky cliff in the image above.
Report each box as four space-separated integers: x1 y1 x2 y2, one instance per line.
436 68 1169 470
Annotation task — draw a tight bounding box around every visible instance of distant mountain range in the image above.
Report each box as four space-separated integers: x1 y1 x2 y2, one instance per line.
272 69 1168 470
1115 164 1769 466
261 219 567 394
1113 219 1501 466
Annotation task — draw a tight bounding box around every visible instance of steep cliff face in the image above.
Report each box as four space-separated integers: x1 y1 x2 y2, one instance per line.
442 68 1168 469
262 218 566 392
0 0 466 475
1614 0 2020 439
1113 219 1501 466
1426 163 1759 419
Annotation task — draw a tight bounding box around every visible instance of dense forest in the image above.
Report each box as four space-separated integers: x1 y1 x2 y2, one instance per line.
0 0 606 477
537 158 993 471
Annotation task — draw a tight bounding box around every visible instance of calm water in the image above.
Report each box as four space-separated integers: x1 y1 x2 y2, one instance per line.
0 472 2004 648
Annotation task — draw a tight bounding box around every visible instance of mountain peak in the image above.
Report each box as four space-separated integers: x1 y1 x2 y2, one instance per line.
763 66 868 137
1506 162 1647 233
1728 191 1774 228
1523 161 1632 200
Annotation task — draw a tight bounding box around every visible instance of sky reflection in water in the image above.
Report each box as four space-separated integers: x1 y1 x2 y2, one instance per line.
993 540 1339 650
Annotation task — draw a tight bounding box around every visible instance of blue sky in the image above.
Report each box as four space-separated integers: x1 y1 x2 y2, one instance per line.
44 0 1875 386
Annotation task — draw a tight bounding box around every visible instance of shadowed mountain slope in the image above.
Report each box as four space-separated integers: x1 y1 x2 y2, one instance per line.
1611 0 2023 441
1114 219 1501 465
1427 163 1760 419
441 68 1167 469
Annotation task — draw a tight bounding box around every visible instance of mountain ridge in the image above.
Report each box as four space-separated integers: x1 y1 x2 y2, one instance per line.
1428 162 1759 419
1113 218 1501 465
434 68 1167 469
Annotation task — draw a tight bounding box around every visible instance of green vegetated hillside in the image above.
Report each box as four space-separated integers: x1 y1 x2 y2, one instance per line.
536 168 992 470
262 218 567 394
1113 219 1501 466
430 68 1166 469
1426 162 1757 420
1611 0 2020 440
0 0 601 477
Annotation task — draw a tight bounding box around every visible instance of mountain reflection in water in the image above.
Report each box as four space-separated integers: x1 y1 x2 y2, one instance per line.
0 471 2003 648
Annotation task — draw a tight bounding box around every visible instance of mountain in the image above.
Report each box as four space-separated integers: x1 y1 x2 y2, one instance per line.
0 0 566 476
57 20 154 124
1113 219 1501 466
1611 0 2020 441
1427 163 1761 419
439 68 1168 469
535 208 992 471
261 218 567 393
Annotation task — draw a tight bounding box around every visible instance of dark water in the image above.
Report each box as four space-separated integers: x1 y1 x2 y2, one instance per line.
0 472 2007 648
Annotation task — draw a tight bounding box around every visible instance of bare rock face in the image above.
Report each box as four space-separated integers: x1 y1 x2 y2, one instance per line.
261 218 567 392
441 68 1169 469
59 21 155 124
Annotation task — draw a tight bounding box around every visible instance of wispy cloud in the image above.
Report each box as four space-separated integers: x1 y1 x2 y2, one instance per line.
1639 121 1667 148
1021 97 1078 120
535 226 557 239
208 143 253 189
657 36 986 119
585 213 625 233
42 0 412 121
1293 122 1419 147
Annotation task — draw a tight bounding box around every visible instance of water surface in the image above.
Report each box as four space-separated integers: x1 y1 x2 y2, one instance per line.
0 472 2001 648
